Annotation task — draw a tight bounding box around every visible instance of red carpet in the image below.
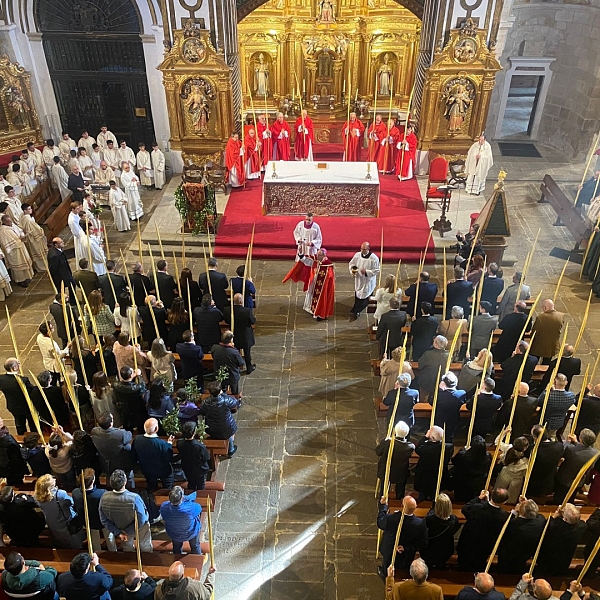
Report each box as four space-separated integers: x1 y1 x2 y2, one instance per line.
215 173 434 263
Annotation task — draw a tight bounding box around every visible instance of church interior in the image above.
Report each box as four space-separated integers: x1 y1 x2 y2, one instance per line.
0 0 598 599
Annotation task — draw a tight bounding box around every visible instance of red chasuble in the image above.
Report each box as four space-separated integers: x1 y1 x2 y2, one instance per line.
307 257 335 319
282 259 311 292
342 118 365 161
294 115 314 160
244 134 261 177
256 120 273 166
224 137 245 186
376 125 400 174
271 119 291 161
367 121 388 164
395 131 418 179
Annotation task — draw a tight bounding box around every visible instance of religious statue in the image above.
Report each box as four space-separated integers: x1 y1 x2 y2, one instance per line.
5 85 30 129
443 82 472 132
184 83 210 132
182 38 206 63
453 39 477 63
378 53 393 96
318 0 335 23
254 53 270 96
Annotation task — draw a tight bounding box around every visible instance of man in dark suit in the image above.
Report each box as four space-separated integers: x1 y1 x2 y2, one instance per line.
410 302 439 361
376 297 407 358
129 262 153 308
466 377 502 438
495 340 538 400
98 260 127 312
175 330 204 390
493 301 531 363
199 257 229 313
377 495 428 576
49 293 81 347
576 384 600 435
211 331 245 395
193 294 224 353
91 411 133 480
413 426 453 500
131 418 174 490
0 359 34 434
47 237 75 300
469 301 498 357
431 371 466 442
375 421 415 499
480 263 504 315
112 367 148 434
151 260 178 309
536 344 581 393
416 335 449 399
223 293 256 373
495 382 538 440
383 372 419 430
445 266 474 319
73 258 99 298
457 488 510 572
404 272 438 318
138 295 168 346
456 573 506 600
526 424 564 503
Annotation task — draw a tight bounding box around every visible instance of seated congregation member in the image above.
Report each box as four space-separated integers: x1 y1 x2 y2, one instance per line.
159 486 202 554
211 330 245 395
410 302 439 361
375 421 414 499
495 436 529 504
526 424 564 504
455 573 506 600
458 349 493 400
377 495 428 577
113 366 148 433
376 297 407 358
177 420 211 491
91 411 133 480
451 435 491 502
34 473 86 549
379 347 414 398
420 493 461 570
166 298 189 351
385 558 442 600
383 373 419 430
154 561 215 600
497 498 545 574
465 378 502 439
111 570 157 600
175 330 204 390
223 293 257 373
430 372 466 443
0 486 46 547
57 552 113 600
131 418 175 490
2 551 58 600
456 488 509 572
416 335 449 400
414 426 453 501
199 381 241 458
0 418 28 485
193 294 223 353
508 574 555 600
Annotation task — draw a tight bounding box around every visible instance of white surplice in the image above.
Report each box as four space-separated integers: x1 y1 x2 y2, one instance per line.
121 170 144 220
152 148 165 190
465 140 493 195
348 251 380 299
293 221 322 257
136 150 153 186
109 187 131 231
68 212 86 266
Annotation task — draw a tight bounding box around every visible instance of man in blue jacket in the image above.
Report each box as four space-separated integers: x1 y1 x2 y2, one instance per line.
159 486 202 554
131 418 175 490
57 553 113 600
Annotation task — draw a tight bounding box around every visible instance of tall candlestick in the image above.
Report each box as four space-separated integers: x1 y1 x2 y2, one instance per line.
343 80 346 94
303 78 306 93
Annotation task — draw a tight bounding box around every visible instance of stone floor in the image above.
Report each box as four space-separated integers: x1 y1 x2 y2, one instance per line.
0 141 598 599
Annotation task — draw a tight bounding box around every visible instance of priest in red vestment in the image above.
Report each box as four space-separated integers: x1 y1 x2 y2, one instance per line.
294 110 314 161
367 115 387 164
396 125 418 180
244 128 261 180
256 114 273 168
342 113 365 161
271 112 291 161
377 119 401 174
303 249 335 321
225 133 245 188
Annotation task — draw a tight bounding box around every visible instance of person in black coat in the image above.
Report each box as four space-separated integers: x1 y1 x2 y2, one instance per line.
34 371 72 431
193 294 224 353
230 265 256 309
199 258 229 312
0 486 46 547
198 381 241 456
111 570 157 600
376 297 407 358
49 294 81 348
151 260 179 310
451 436 492 502
112 367 148 434
138 296 168 346
47 238 75 300
466 378 502 438
576 385 600 435
67 164 85 203
497 498 546 574
535 344 581 393
414 426 453 501
98 261 127 312
129 263 154 307
445 267 474 319
495 340 538 400
57 552 113 600
457 489 510 572
180 268 202 312
420 493 461 569
431 372 466 442
495 382 538 440
480 264 504 315
455 573 506 600
410 302 439 361
492 301 531 363
177 421 211 490
404 272 438 319
375 421 415 499
582 508 600 575
377 496 429 573
383 373 419 430
0 420 28 485
526 424 564 503
211 331 245 395
0 360 35 434
223 293 256 373
175 330 204 390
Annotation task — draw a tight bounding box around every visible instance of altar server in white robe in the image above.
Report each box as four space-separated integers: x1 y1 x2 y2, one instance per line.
136 143 153 189
90 144 103 176
348 241 380 321
79 220 106 276
6 164 25 197
121 162 144 220
103 140 121 186
78 148 94 182
0 250 12 300
4 188 23 224
58 132 77 164
78 131 96 156
465 134 493 195
42 140 61 172
20 203 48 272
109 180 130 232
118 141 136 170
51 157 70 200
27 142 46 181
293 213 322 258
68 203 86 266
0 215 33 286
151 142 165 190
21 150 38 190
97 126 117 150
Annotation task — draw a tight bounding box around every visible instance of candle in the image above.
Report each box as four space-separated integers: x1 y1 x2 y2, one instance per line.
355 88 358 101
343 80 346 94
303 79 306 93
292 88 295 100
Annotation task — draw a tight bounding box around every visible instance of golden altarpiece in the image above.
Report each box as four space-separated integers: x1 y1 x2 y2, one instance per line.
0 56 43 155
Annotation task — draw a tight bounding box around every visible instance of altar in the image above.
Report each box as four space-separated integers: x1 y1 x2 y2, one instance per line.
262 161 380 217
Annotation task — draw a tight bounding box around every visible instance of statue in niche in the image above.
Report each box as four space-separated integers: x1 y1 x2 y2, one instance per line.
443 79 475 132
181 79 216 134
5 85 30 129
317 52 332 78
318 0 335 23
453 38 477 63
378 53 393 96
253 53 270 96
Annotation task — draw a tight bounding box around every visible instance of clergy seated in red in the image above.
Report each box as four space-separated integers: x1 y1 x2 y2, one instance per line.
244 128 261 180
377 119 400 174
367 115 388 164
342 113 365 161
225 133 245 188
303 248 335 321
271 112 291 161
396 125 418 181
294 110 314 161
425 156 450 210
256 114 273 168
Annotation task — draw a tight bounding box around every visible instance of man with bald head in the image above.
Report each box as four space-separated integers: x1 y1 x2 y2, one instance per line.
536 373 577 439
509 573 559 600
537 344 581 393
348 242 380 321
456 572 505 600
530 299 565 364
154 561 215 600
223 292 256 374
496 381 538 439
131 418 175 490
377 495 428 580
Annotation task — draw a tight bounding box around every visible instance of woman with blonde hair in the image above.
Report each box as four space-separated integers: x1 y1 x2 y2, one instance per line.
45 427 75 490
89 371 121 426
420 493 460 569
378 346 414 398
373 274 402 323
437 305 468 361
458 347 493 399
147 338 176 383
34 473 85 549
84 289 115 340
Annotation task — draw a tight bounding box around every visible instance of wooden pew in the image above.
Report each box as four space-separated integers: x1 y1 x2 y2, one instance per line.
41 194 73 241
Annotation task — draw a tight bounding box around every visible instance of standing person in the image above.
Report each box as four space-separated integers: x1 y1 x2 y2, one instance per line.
67 164 85 203
27 142 45 179
104 140 121 183
465 134 493 196
451 436 492 502
47 237 75 299
98 260 128 313
136 143 153 189
84 289 115 341
175 330 204 390
78 131 96 156
94 161 114 186
193 294 223 353
293 212 322 258
91 412 132 479
42 139 61 170
256 114 273 167
0 419 28 485
130 262 153 307
108 180 130 232
230 265 255 309
445 266 474 319
480 262 504 314
244 128 261 180
413 426 453 501
180 267 202 312
430 372 466 443
410 302 440 362
536 373 576 440
396 124 418 181
90 144 103 174
121 162 144 221
348 242 380 321
382 372 419 430
57 552 113 600
377 119 400 174
159 486 202 554
495 436 530 504
73 257 100 298
68 202 86 266
376 297 407 358
536 344 581 393
151 142 166 190
177 420 211 491
111 570 157 600
465 378 502 438
58 132 76 164
493 301 531 363
0 488 47 547
375 421 414 499
19 203 47 272
211 331 245 395
89 373 119 426
97 126 117 150
530 299 565 364
147 338 175 383
79 225 106 276
373 274 402 323
199 257 228 312
0 358 35 434
294 109 314 160
367 114 387 164
271 112 291 160
468 301 498 358
0 214 33 286
224 133 245 188
301 248 335 322
51 156 70 200
166 297 190 351
131 418 174 490
385 558 442 600
152 259 179 310
405 271 437 319
420 494 461 570
223 293 257 373
36 322 68 385
342 112 365 162
198 381 241 457
117 141 137 169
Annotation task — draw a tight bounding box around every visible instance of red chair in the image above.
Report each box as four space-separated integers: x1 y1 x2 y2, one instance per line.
425 156 450 210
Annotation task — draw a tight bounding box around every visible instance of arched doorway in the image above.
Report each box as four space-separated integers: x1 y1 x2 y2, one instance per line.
35 0 155 146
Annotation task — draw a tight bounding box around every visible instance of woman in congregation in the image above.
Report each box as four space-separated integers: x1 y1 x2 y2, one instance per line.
166 297 189 351
458 348 493 400
84 289 115 343
420 493 461 569
373 274 402 323
89 371 121 426
378 346 414 398
147 338 176 384
180 267 202 312
45 427 76 491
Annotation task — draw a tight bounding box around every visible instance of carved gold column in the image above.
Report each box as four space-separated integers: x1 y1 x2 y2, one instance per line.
306 60 317 98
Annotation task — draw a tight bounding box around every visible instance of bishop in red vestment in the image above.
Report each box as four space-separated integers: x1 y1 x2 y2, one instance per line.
256 114 273 167
244 128 261 180
396 125 418 180
271 112 291 161
367 115 388 164
377 119 400 174
303 249 335 320
294 110 314 161
224 133 245 188
342 113 365 161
